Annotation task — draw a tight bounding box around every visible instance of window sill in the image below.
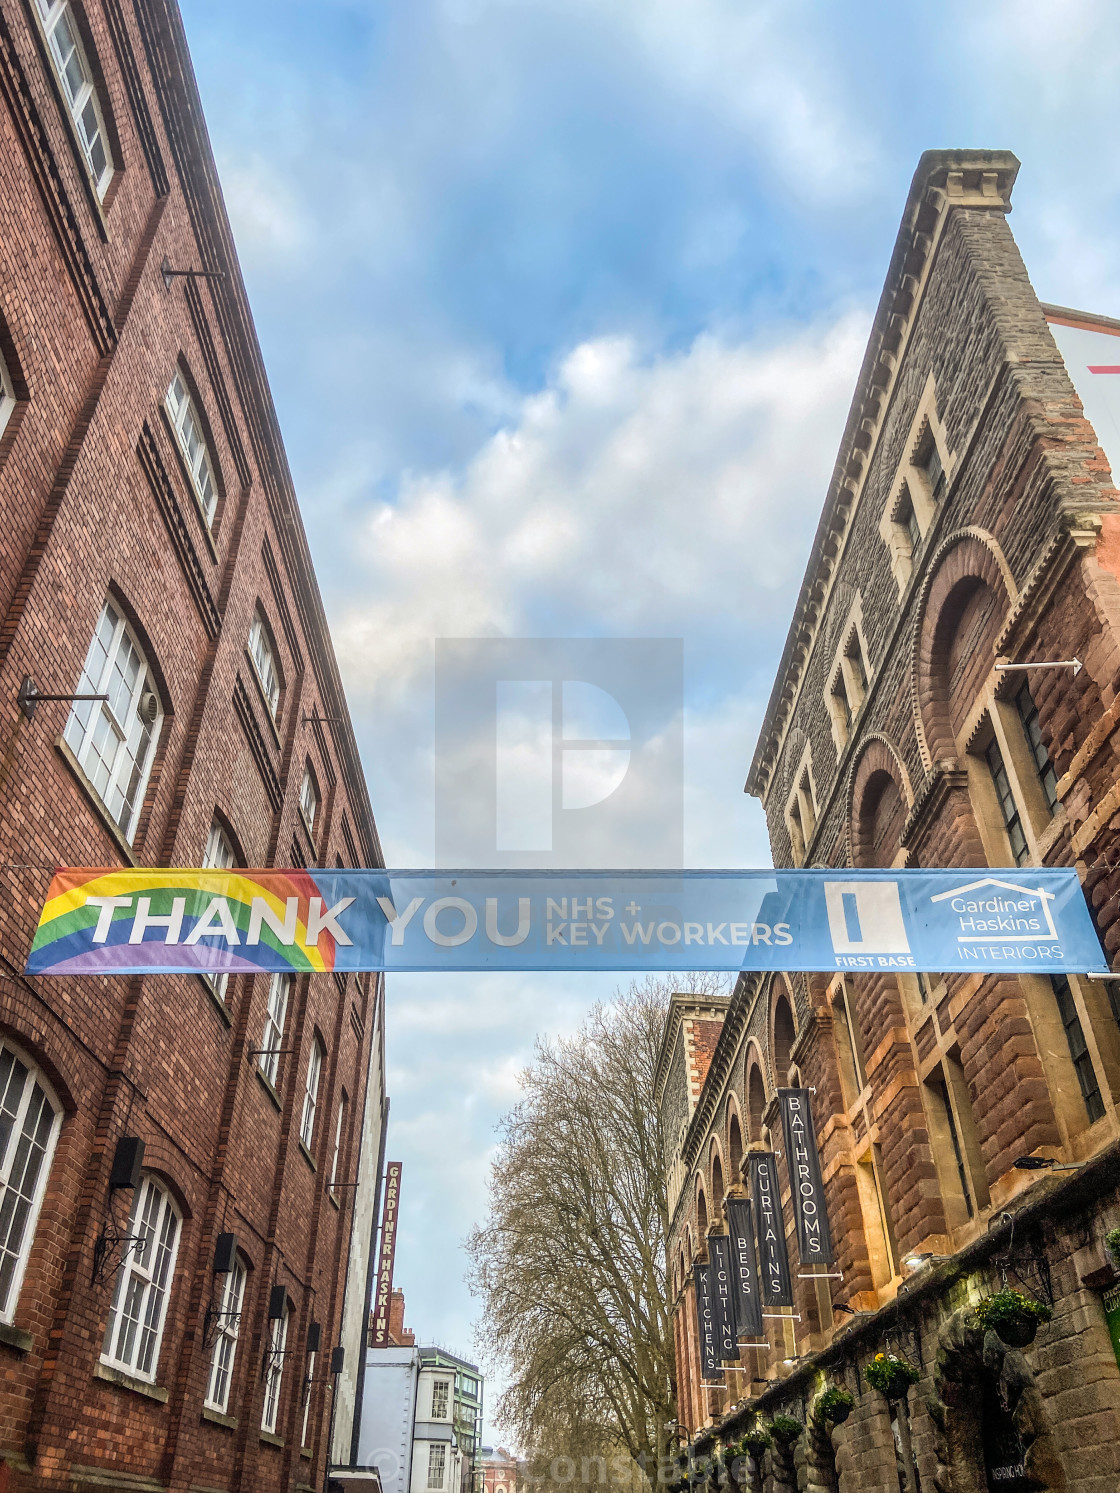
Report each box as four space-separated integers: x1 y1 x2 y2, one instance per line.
301 1445 313 1459
93 1361 169 1402
0 1321 32 1353
198 975 233 1027
56 739 139 866
328 1189 341 1211
260 1430 284 1449
201 1405 237 1430
255 1067 282 1112
299 1139 317 1172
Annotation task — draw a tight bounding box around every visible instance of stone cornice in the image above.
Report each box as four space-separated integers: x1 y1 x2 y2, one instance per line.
745 151 1020 806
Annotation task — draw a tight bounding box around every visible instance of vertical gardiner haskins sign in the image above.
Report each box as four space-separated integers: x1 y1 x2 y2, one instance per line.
778 1087 834 1266
370 1162 402 1347
24 867 1108 975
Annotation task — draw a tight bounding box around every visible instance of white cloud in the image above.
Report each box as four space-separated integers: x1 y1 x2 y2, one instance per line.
333 310 866 863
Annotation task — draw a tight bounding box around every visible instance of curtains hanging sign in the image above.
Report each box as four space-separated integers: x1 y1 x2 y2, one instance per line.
778 1087 834 1266
706 1234 739 1363
749 1153 792 1307
693 1262 723 1382
724 1197 763 1338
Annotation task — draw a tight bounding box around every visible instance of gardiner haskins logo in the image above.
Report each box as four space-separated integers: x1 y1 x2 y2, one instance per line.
823 879 916 969
931 877 1061 964
434 639 683 868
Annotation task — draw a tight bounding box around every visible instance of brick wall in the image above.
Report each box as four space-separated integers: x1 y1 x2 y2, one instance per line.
663 152 1120 1485
0 1 383 1488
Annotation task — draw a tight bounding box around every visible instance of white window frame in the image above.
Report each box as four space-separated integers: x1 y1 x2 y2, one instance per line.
63 598 163 845
204 1252 246 1413
262 1298 289 1433
431 1377 451 1419
0 1041 62 1323
165 372 219 527
0 343 15 443
301 1347 316 1447
259 974 290 1088
248 609 281 719
201 818 235 1001
34 0 114 198
329 1092 347 1192
299 765 319 837
427 1443 447 1489
299 1038 323 1151
101 1175 181 1383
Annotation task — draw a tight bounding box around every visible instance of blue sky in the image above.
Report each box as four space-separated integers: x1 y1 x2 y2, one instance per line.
178 0 1120 1437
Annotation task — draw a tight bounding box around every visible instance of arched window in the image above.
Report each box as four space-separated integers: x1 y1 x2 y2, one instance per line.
696 1187 708 1238
262 1293 289 1432
202 816 236 1002
102 1174 181 1381
258 974 290 1088
63 599 163 844
34 0 114 198
299 763 320 837
773 994 796 1082
747 1064 767 1141
728 1111 743 1182
165 372 219 527
248 608 281 719
0 339 16 443
710 1152 724 1213
205 1250 247 1413
860 770 905 868
0 1042 62 1321
299 1037 324 1150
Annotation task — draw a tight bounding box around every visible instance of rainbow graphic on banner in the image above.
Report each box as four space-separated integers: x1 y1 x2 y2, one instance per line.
27 868 346 977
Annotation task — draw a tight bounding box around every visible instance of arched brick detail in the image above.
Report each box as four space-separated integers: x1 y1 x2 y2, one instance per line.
930 1306 1068 1493
848 736 912 868
912 529 1016 767
726 1096 744 1185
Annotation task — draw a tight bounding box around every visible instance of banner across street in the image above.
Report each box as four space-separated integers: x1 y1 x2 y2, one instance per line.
24 866 1108 977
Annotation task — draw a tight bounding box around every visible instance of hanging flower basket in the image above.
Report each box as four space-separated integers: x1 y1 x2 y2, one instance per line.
769 1415 804 1446
738 1425 772 1459
974 1288 1052 1348
815 1385 854 1426
864 1351 921 1401
1105 1227 1120 1273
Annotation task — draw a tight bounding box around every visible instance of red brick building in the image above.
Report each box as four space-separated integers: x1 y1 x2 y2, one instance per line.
0 0 386 1488
660 151 1120 1491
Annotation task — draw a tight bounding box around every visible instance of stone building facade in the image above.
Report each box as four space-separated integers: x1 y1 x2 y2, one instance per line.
0 0 386 1488
659 150 1120 1492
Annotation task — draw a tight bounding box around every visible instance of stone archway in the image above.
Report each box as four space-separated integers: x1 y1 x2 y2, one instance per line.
802 1412 841 1493
928 1307 1068 1493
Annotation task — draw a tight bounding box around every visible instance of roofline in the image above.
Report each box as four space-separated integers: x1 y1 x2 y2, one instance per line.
745 150 1020 803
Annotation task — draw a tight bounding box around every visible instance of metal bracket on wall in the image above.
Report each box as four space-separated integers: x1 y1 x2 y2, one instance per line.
17 675 107 722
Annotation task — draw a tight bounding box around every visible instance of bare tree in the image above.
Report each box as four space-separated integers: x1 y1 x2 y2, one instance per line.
468 975 728 1476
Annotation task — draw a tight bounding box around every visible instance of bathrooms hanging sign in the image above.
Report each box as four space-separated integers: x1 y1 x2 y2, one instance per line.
25 867 1108 977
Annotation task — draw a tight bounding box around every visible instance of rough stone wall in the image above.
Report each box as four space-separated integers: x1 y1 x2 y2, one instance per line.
0 2 381 1488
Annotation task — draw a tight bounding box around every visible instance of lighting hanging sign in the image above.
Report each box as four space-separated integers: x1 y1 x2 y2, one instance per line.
706 1234 739 1364
369 1162 402 1347
24 867 1108 976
